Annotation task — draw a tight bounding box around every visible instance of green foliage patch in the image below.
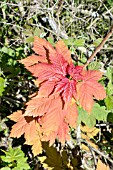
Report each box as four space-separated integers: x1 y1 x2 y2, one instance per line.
1 147 30 170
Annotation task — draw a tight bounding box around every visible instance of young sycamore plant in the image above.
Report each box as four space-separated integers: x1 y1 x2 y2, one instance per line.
8 37 106 156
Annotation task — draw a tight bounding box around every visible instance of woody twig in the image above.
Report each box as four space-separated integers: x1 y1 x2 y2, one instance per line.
84 25 113 68
56 0 64 15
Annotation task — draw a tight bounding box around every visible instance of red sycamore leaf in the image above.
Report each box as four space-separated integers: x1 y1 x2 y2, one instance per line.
8 111 42 155
24 119 41 145
28 54 68 80
23 63 53 78
76 70 106 112
41 96 69 144
77 83 94 113
18 37 83 105
32 36 56 59
42 112 70 145
38 80 56 97
26 63 65 80
32 37 71 64
55 40 72 64
24 119 43 156
9 111 35 139
57 114 70 144
41 96 63 133
33 79 43 87
83 69 103 81
96 159 109 170
67 64 83 81
25 95 60 117
49 54 68 76
55 78 76 103
8 110 24 122
65 100 78 128
31 136 42 156
18 54 46 68
9 37 107 156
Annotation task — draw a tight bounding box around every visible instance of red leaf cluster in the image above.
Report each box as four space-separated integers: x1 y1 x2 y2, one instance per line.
8 37 106 155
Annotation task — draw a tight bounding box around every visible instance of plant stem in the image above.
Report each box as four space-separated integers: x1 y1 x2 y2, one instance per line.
82 139 113 164
84 25 113 68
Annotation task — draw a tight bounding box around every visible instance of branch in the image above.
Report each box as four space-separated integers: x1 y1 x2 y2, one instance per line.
82 139 113 164
84 25 113 68
1 96 21 104
56 0 64 15
76 125 81 146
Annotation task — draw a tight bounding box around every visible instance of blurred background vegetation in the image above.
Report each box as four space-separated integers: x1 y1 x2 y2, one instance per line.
0 0 113 169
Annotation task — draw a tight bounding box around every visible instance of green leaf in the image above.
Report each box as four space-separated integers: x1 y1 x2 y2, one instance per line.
88 61 101 70
78 108 96 128
8 48 15 57
0 77 5 96
1 147 24 162
105 96 113 110
74 39 85 47
1 148 23 163
106 67 113 96
86 115 96 128
78 103 109 127
78 47 87 54
47 36 54 46
106 67 113 80
106 81 113 95
0 168 11 170
16 47 24 51
107 112 113 123
2 47 9 54
1 47 15 56
25 36 34 43
14 160 30 170
63 38 74 46
1 147 30 170
93 38 102 47
34 28 41 36
7 58 17 66
90 34 96 41
92 103 109 121
107 0 113 6
63 38 85 47
23 30 32 36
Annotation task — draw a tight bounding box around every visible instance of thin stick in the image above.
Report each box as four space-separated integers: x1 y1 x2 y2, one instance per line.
84 25 113 68
56 0 64 15
82 139 113 164
1 96 21 104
